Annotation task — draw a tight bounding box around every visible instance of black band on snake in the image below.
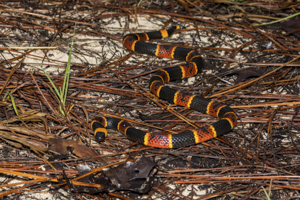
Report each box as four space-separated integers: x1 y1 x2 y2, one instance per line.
91 26 237 148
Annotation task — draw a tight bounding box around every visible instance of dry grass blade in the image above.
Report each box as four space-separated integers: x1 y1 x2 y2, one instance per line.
0 58 24 96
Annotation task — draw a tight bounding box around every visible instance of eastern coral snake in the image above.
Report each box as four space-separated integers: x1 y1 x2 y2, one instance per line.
91 26 237 148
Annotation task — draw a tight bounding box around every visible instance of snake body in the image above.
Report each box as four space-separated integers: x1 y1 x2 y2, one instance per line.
91 26 237 148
